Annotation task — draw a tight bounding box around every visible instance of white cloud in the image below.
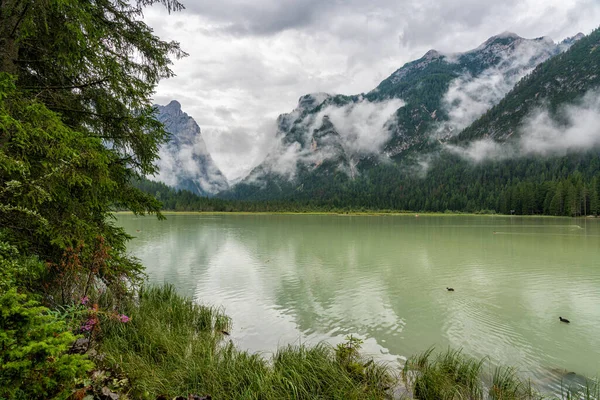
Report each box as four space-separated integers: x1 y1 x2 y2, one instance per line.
144 0 600 180
318 98 405 155
437 36 561 137
447 90 600 162
255 98 404 180
520 91 600 155
446 139 509 162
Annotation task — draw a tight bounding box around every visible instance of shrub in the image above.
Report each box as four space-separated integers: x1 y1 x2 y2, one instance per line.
0 288 93 400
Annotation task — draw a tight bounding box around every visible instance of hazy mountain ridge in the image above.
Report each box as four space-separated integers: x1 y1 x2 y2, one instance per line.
455 27 600 144
153 100 229 196
227 30 584 198
145 28 600 217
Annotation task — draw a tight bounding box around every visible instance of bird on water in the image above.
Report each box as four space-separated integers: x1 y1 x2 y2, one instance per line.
559 317 570 324
446 287 455 292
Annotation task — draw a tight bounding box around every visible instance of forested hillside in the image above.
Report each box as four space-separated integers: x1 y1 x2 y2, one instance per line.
147 150 600 216
213 28 600 217
457 27 600 142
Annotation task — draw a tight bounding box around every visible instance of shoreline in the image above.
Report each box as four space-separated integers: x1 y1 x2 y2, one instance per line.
113 210 595 219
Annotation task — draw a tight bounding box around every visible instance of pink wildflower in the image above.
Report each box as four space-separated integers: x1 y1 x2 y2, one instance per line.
119 314 130 323
80 296 89 305
81 318 96 332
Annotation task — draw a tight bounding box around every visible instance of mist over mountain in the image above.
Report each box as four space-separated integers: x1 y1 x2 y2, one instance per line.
224 30 588 200
153 101 229 196
147 27 600 217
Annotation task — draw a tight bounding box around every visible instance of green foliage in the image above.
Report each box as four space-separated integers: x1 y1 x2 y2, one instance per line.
1 0 185 176
99 285 394 399
0 0 187 302
334 335 382 382
0 74 156 299
0 288 93 400
403 348 484 400
489 367 540 400
143 151 600 217
0 237 44 293
1 1 188 396
403 349 600 400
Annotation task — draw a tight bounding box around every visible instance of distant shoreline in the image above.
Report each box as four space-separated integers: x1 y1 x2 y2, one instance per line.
113 210 595 218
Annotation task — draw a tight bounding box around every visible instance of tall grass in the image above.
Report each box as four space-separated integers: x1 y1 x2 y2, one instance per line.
559 379 600 400
403 348 484 399
98 285 395 399
403 348 599 400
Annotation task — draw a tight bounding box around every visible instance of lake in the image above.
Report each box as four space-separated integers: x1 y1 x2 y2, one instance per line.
116 213 600 388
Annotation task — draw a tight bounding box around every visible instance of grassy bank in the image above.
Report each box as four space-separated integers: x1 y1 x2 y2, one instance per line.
99 285 394 399
97 285 599 400
403 348 599 400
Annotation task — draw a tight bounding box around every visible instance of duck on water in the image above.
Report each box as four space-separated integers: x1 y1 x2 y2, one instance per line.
559 317 570 323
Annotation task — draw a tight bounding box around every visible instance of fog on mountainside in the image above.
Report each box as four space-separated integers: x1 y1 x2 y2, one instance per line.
447 90 600 162
234 31 581 187
153 100 229 196
149 27 600 219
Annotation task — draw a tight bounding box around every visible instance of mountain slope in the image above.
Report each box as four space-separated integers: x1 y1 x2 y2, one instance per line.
216 28 600 217
455 27 600 143
371 32 569 153
154 101 229 196
227 32 580 200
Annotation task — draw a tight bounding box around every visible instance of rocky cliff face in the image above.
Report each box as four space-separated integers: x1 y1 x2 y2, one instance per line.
153 100 229 196
234 31 582 192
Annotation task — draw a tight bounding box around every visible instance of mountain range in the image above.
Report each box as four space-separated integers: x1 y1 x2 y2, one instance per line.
151 27 600 216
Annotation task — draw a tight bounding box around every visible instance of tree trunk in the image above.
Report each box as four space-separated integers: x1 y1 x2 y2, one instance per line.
0 0 26 75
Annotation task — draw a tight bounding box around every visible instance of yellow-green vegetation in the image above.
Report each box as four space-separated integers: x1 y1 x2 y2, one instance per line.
99 285 394 399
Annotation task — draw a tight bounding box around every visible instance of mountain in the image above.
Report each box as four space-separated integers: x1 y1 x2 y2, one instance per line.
140 28 600 216
226 31 583 200
454 28 600 143
153 100 229 196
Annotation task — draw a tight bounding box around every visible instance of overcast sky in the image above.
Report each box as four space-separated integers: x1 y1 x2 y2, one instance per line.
144 0 600 181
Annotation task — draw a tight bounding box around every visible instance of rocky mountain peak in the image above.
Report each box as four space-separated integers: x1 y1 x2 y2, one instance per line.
162 99 183 116
482 31 523 46
423 49 442 59
153 101 229 196
298 93 331 111
561 32 585 46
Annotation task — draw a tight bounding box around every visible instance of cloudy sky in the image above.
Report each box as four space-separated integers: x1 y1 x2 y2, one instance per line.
145 0 600 181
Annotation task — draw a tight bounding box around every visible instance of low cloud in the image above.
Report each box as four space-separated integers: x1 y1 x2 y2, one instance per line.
152 102 230 194
202 120 278 181
437 36 561 137
144 0 600 183
155 133 229 194
446 89 600 162
445 139 510 162
252 97 404 181
521 90 600 155
315 98 404 155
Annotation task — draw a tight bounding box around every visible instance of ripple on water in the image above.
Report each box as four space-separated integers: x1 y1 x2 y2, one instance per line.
443 296 547 377
118 214 600 389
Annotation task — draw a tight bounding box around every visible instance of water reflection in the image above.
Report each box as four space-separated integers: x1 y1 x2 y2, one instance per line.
119 214 600 383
